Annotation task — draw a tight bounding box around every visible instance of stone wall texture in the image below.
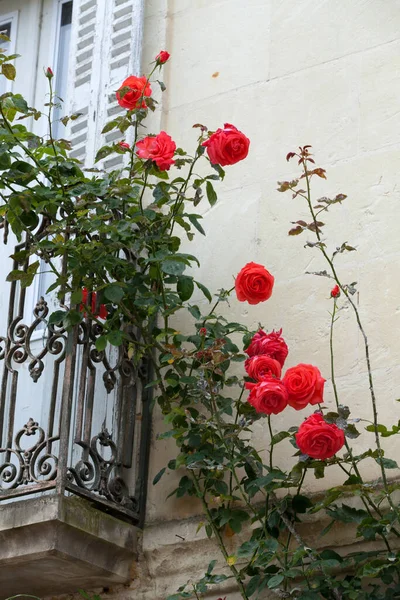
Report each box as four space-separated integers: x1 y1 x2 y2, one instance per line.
58 1 400 598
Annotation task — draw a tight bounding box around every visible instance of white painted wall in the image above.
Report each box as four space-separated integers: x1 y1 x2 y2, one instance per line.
104 1 400 597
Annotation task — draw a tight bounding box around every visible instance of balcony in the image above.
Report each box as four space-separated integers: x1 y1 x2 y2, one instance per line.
0 239 152 596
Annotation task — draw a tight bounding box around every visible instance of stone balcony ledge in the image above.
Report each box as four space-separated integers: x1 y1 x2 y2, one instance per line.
0 494 138 598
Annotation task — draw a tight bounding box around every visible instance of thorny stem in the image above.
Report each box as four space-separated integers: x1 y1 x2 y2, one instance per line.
329 300 399 547
191 472 249 600
267 415 274 470
138 170 148 216
191 584 200 600
269 492 343 600
283 469 308 592
302 161 399 519
202 287 235 328
168 152 201 236
47 77 65 195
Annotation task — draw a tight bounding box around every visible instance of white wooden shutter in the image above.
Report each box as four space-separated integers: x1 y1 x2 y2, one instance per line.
97 0 144 170
66 0 106 166
67 0 144 169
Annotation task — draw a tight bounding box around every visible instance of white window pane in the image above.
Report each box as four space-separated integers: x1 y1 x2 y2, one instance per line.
53 1 73 139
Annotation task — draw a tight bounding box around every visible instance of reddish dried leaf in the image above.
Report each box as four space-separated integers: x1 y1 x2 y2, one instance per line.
288 225 304 236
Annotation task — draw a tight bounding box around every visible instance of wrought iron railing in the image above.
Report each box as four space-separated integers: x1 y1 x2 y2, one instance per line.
0 238 152 526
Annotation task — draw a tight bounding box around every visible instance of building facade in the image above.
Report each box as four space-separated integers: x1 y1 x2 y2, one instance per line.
1 0 400 598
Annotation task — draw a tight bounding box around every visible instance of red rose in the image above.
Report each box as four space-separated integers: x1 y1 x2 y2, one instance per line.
331 285 340 298
136 131 176 171
116 75 152 110
245 355 281 380
246 376 288 415
118 141 130 150
296 413 345 460
155 50 170 65
202 123 250 167
246 329 288 367
199 327 207 336
80 288 107 320
235 262 274 305
45 66 54 79
283 364 325 410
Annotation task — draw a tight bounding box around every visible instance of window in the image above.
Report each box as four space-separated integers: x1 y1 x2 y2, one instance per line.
52 1 73 139
34 1 74 315
0 11 18 96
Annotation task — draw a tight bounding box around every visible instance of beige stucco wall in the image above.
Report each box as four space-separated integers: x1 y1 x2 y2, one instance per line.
72 1 400 598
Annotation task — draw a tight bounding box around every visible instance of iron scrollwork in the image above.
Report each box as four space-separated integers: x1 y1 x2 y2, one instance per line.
0 418 58 489
0 234 149 523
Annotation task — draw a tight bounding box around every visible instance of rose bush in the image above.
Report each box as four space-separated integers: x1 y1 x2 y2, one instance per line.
2 46 400 600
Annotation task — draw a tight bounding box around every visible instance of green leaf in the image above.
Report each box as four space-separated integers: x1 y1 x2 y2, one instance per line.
2 63 16 80
344 474 362 485
292 494 313 513
161 259 186 276
70 289 83 305
246 575 261 597
48 310 66 325
95 336 107 352
188 305 201 319
20 211 39 229
63 309 83 330
271 431 291 445
104 283 124 304
345 423 360 439
0 151 11 169
107 330 124 347
101 119 119 134
187 214 206 235
177 276 194 301
314 462 325 479
376 457 398 469
206 180 217 206
195 281 212 302
157 79 166 92
11 94 28 113
319 549 343 563
267 574 284 589
6 260 39 288
326 504 368 524
95 144 114 162
237 540 258 558
324 411 339 423
153 467 166 485
206 559 216 574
